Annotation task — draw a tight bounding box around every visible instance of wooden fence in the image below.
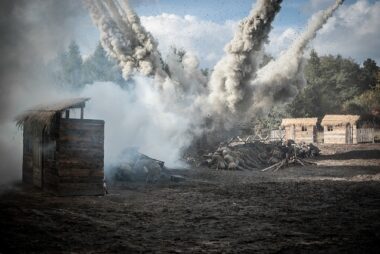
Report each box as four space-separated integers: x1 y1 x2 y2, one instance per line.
270 130 285 141
357 128 374 143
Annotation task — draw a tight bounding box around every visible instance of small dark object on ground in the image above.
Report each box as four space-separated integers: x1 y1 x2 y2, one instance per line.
110 148 165 183
170 175 186 182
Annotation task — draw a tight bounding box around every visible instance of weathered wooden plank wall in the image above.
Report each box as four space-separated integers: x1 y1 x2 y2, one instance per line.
316 131 324 144
284 126 295 140
22 124 33 185
324 126 347 144
357 128 374 143
375 129 380 142
284 125 316 143
323 125 358 144
296 125 315 143
43 159 58 193
270 130 285 141
56 119 104 196
22 154 33 185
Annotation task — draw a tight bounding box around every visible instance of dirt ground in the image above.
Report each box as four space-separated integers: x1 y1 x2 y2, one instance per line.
1 144 380 253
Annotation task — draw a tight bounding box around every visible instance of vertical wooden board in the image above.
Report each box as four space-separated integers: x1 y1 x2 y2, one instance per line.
284 127 292 140
270 130 285 141
290 125 295 140
22 124 34 185
316 131 324 144
353 124 358 144
294 125 314 143
22 154 33 184
357 128 374 143
324 126 347 144
32 138 42 188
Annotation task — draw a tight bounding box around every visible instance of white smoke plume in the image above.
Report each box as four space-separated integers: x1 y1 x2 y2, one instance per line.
0 0 86 186
248 0 344 115
0 0 344 187
165 49 208 100
81 0 344 159
83 0 343 139
79 80 193 168
207 0 282 115
83 0 167 81
84 0 210 123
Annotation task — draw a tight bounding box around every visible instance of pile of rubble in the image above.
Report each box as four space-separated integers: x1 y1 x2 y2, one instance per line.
201 138 320 171
110 148 165 183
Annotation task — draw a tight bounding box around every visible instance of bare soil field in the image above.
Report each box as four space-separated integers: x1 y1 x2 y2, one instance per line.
0 144 380 253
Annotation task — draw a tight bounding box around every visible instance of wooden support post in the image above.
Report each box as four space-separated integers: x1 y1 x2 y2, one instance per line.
80 107 84 119
65 110 69 119
373 128 375 144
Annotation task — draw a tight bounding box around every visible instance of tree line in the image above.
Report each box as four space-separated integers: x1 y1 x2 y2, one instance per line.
246 50 379 132
289 50 379 117
51 41 127 90
52 41 379 127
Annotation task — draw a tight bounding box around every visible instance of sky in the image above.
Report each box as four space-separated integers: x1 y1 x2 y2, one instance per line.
72 0 380 68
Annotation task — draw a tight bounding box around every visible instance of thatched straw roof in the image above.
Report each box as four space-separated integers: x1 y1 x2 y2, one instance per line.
15 98 90 131
281 118 318 127
321 115 360 126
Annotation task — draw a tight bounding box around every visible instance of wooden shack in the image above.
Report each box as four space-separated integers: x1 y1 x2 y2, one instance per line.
281 118 319 143
321 115 360 144
16 98 105 196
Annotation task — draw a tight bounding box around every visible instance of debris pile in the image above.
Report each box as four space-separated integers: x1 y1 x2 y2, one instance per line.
111 148 165 183
201 139 319 171
261 141 319 173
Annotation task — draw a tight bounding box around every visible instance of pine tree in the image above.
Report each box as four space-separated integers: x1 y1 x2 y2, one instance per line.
82 43 126 86
60 41 84 89
361 58 379 90
288 50 368 116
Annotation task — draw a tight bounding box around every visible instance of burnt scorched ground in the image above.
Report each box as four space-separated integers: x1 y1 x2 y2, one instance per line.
1 145 380 253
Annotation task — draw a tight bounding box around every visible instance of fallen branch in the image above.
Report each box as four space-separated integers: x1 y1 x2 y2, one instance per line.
261 161 282 172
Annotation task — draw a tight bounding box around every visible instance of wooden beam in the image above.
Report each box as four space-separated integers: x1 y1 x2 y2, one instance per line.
80 107 84 119
65 110 69 119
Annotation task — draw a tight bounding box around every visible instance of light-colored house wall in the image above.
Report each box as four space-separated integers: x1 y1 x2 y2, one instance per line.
284 126 294 140
323 124 357 144
284 125 316 143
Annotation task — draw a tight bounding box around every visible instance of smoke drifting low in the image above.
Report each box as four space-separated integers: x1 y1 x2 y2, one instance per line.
0 0 86 185
80 80 193 168
0 0 344 185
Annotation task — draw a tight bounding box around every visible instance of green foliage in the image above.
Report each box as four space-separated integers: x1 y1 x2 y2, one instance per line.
288 50 378 117
343 80 380 113
201 68 209 77
250 106 290 135
82 43 127 87
361 58 379 90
